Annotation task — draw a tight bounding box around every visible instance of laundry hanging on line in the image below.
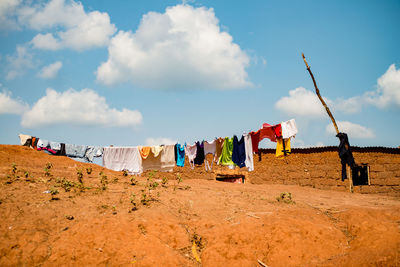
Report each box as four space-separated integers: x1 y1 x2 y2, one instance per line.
17 118 298 173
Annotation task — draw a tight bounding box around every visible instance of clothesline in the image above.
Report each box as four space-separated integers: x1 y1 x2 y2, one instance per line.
18 119 298 174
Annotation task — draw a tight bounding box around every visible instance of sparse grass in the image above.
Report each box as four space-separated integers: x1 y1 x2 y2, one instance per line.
122 170 129 177
130 193 138 211
176 173 182 184
140 190 151 206
276 192 295 204
55 177 88 192
55 177 75 192
5 163 19 184
76 168 83 184
161 177 168 187
99 171 108 190
5 174 13 184
44 162 53 178
11 163 17 175
49 187 59 200
130 176 138 186
148 180 159 190
86 167 92 175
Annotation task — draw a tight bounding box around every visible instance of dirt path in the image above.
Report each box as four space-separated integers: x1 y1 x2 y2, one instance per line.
0 145 399 266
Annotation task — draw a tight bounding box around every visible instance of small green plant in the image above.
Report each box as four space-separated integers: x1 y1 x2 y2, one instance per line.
130 176 138 186
44 162 53 177
176 173 182 184
149 180 159 190
173 173 183 191
140 190 151 206
23 170 33 182
11 163 17 174
55 177 76 192
161 177 168 187
5 163 18 184
5 174 13 184
49 187 59 200
112 177 119 183
147 170 158 180
86 167 92 175
122 169 129 177
76 168 83 184
276 192 295 204
130 193 138 211
99 171 108 190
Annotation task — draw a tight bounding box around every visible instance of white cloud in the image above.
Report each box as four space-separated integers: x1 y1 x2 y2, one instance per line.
332 96 363 114
21 88 142 128
275 87 329 118
0 0 21 30
364 64 400 109
19 0 85 30
96 4 251 89
31 33 61 50
0 90 28 115
326 121 375 139
145 137 177 146
23 0 116 51
5 45 34 80
38 61 62 79
276 87 365 118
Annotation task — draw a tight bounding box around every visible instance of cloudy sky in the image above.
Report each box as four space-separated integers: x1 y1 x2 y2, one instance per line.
0 0 399 148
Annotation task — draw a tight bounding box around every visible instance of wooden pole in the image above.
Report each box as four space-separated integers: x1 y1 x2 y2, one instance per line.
302 53 340 135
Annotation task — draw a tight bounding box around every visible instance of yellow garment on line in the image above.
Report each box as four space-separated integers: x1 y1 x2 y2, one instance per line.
276 138 291 158
139 146 151 159
151 146 163 157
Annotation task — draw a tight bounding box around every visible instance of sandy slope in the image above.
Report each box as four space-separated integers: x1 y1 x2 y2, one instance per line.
0 145 399 266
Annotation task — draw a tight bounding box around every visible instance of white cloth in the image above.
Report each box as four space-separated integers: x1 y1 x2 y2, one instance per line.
37 139 49 149
243 133 254 172
204 139 216 171
18 134 31 146
151 146 163 157
49 141 61 151
160 145 175 172
204 139 216 155
281 119 298 139
103 147 142 175
185 143 197 169
85 146 103 162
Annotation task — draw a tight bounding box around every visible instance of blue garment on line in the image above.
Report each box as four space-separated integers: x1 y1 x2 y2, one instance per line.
176 143 185 167
232 135 246 168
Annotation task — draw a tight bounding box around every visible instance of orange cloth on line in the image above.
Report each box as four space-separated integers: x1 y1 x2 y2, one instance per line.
32 137 37 149
139 146 151 159
275 138 291 158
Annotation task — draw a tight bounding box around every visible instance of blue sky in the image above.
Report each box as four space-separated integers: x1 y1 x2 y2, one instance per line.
0 0 399 148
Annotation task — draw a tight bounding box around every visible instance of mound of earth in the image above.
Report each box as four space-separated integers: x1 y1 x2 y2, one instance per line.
0 145 399 266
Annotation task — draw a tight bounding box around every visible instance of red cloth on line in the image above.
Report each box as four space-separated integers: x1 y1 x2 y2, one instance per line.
250 130 261 153
260 123 282 143
250 123 282 153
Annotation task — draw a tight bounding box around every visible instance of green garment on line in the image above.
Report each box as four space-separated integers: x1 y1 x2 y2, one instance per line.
219 137 235 166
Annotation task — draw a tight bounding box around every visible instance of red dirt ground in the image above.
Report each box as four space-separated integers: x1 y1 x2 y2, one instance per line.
0 145 399 266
